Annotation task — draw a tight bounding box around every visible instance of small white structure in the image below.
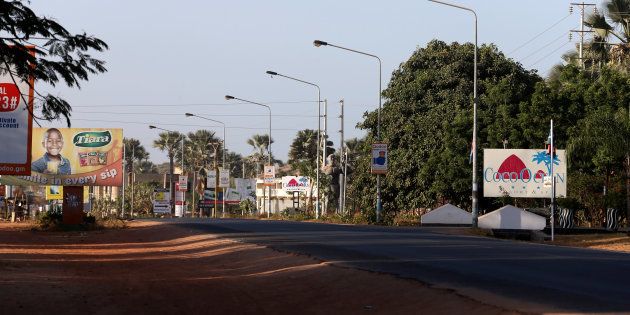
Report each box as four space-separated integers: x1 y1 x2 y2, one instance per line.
478 205 546 230
421 203 472 225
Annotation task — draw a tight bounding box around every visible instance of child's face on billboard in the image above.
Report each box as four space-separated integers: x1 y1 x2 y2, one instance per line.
44 131 63 156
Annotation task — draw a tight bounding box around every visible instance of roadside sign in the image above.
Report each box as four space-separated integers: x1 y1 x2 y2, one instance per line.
152 188 171 214
263 165 275 186
219 169 230 188
371 143 388 174
207 170 217 187
178 175 188 191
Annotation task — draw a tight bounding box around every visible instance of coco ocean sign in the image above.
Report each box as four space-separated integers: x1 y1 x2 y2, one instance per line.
483 149 566 198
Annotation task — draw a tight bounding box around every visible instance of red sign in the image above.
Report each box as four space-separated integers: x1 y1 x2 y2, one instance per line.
0 83 21 112
62 186 84 224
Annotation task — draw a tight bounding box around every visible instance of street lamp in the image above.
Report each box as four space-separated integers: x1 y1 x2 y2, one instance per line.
313 39 383 222
266 70 322 219
428 0 479 227
149 125 184 217
185 113 228 217
225 95 273 218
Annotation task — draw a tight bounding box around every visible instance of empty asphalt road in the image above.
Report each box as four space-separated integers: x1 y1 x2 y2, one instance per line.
160 218 630 313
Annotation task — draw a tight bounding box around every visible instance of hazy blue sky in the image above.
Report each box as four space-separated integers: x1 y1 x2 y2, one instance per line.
31 0 585 164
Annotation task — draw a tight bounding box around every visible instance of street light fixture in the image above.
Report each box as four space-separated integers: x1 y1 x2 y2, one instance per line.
225 95 273 218
313 39 383 222
185 112 228 217
149 125 184 217
265 70 322 219
428 0 479 228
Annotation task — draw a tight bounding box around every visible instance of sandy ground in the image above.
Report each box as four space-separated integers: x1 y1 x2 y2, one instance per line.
0 221 520 315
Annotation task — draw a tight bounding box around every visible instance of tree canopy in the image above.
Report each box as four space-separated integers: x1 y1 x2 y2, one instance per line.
0 0 108 125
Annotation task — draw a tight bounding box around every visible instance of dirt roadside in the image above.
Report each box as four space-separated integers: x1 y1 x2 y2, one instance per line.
0 221 520 315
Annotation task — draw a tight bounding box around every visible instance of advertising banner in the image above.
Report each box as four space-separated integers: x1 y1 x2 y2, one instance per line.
45 185 63 200
207 170 217 188
235 178 256 202
371 143 388 174
263 165 275 186
0 128 123 186
282 176 310 192
483 149 567 198
219 169 230 188
152 188 171 214
0 48 34 175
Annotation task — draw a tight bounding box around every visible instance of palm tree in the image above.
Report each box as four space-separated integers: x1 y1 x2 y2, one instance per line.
181 130 219 216
582 1 630 69
123 138 149 172
137 160 158 174
153 131 184 214
246 134 282 175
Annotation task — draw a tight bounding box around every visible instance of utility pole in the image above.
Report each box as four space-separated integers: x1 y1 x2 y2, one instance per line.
131 145 135 218
122 145 126 218
338 99 344 214
323 98 328 215
570 2 595 69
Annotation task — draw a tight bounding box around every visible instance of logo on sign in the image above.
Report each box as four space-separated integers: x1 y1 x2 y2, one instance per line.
73 131 112 147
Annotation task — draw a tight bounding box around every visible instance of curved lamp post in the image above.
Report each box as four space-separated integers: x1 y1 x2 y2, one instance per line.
185 113 228 217
428 0 479 227
266 70 322 219
313 39 383 222
225 95 273 218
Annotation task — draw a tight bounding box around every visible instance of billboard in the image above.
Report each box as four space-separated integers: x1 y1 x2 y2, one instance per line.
0 48 34 175
219 169 230 188
483 149 567 198
371 143 388 174
263 165 275 186
282 176 310 192
152 188 171 214
0 128 123 186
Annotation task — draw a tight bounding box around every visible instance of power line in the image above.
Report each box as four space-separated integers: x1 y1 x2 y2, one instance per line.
73 111 317 118
70 118 303 131
518 31 570 63
71 100 320 108
508 14 572 56
529 41 571 68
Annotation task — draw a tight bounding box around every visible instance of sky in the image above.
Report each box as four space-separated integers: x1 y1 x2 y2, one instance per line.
30 0 589 164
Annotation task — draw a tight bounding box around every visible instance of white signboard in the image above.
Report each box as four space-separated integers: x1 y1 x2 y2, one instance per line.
0 53 34 175
178 175 188 191
219 169 230 188
371 143 388 174
483 149 567 198
207 170 217 188
282 176 310 192
152 188 171 214
263 165 275 186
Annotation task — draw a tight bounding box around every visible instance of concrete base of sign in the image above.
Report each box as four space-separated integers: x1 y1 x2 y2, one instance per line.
479 205 546 230
421 203 472 225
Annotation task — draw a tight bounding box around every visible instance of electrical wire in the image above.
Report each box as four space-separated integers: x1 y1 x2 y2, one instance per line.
70 118 302 131
518 31 570 63
529 41 571 67
71 100 320 108
508 14 572 56
72 111 317 118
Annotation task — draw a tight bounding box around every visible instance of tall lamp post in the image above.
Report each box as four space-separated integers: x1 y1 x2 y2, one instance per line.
225 95 273 217
185 113 228 217
265 70 322 219
313 39 383 222
428 0 479 227
149 125 184 216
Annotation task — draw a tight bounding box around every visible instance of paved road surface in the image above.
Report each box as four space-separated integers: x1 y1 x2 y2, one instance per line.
158 218 630 313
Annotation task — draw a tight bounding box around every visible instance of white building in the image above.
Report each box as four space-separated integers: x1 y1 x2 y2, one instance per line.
255 176 318 214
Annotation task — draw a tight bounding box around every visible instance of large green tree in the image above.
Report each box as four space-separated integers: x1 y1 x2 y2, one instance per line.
351 40 541 219
0 0 108 125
